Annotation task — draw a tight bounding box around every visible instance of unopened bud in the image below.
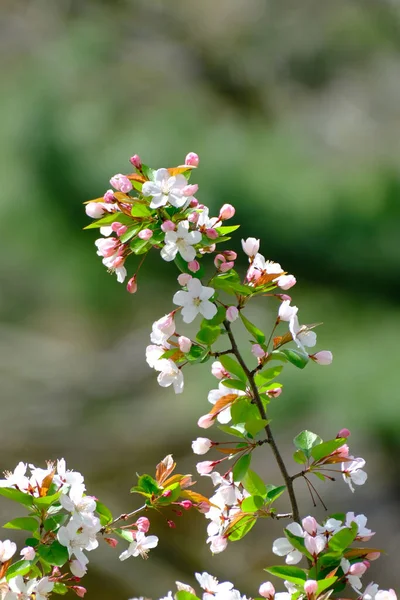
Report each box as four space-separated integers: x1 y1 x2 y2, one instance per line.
183 184 199 197
266 387 282 398
259 582 275 599
190 198 199 207
126 276 138 294
349 562 368 576
177 273 192 286
104 537 118 548
304 580 318 596
178 336 192 353
86 202 105 219
161 220 176 232
197 414 214 429
337 428 351 438
135 517 150 533
366 551 380 561
219 261 234 273
167 520 176 528
180 500 193 510
302 516 318 535
20 546 36 561
138 228 153 240
206 228 218 240
188 212 199 224
162 489 172 497
219 204 235 220
103 189 116 203
185 152 199 167
275 274 297 290
310 350 333 366
188 260 200 273
223 250 237 261
226 306 239 322
129 154 142 169
70 586 87 598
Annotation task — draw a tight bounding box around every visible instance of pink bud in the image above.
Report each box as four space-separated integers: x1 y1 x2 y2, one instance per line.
188 260 200 273
185 152 199 167
117 225 128 236
219 204 235 220
135 517 150 533
349 562 368 576
310 350 333 365
226 306 239 322
366 551 380 561
70 586 87 598
111 222 123 232
104 537 118 548
304 580 318 596
110 174 133 194
178 273 192 286
252 344 266 359
337 428 351 438
20 546 36 561
266 387 282 398
138 228 153 240
162 489 172 497
190 198 199 208
214 254 225 268
304 533 326 556
85 202 105 219
197 414 215 429
178 336 192 353
129 154 142 169
180 500 193 510
183 184 199 197
113 255 125 268
196 460 216 475
174 509 183 517
209 535 228 553
302 516 318 535
206 228 218 240
188 212 199 224
126 276 138 294
241 237 260 258
259 582 275 599
192 437 213 455
275 274 297 290
167 520 176 528
223 250 237 261
161 220 176 232
211 361 228 380
219 261 234 273
103 189 116 203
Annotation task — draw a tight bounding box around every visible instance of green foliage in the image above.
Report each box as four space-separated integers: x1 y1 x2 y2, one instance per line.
196 325 221 346
280 349 309 369
219 355 247 383
0 488 34 508
264 565 307 584
293 430 323 458
239 314 265 344
232 454 252 482
3 517 38 532
242 469 267 497
36 542 69 567
96 501 113 526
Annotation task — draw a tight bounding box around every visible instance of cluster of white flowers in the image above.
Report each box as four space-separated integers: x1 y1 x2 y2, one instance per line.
4 575 54 600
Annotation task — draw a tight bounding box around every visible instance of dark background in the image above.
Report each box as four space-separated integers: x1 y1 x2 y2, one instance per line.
1 0 400 597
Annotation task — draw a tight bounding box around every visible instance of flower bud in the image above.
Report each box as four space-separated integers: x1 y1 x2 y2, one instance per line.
310 350 333 365
85 202 105 219
20 546 36 561
302 516 318 535
304 580 318 596
135 517 150 533
349 562 368 576
188 260 200 272
178 336 192 353
167 520 176 528
188 212 199 224
304 533 325 556
161 220 176 232
226 306 239 322
70 586 87 598
366 551 380 561
206 228 218 240
197 414 215 429
138 228 153 240
337 428 351 438
259 582 275 599
275 274 297 290
219 261 234 273
209 535 228 553
129 154 142 169
211 361 228 380
162 489 172 497
104 537 118 548
70 559 87 579
214 254 225 268
192 437 213 455
185 152 199 167
190 198 199 207
117 225 128 236
103 189 116 203
183 184 199 197
180 500 193 510
126 276 138 294
241 237 260 257
111 222 123 232
219 204 235 220
196 460 216 475
223 250 237 261
266 387 282 398
178 273 192 286
110 174 133 194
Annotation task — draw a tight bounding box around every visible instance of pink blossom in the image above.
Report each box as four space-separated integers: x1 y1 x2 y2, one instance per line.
183 184 199 197
223 250 237 261
180 500 193 510
129 154 142 169
190 198 199 208
185 152 199 167
259 582 275 599
104 537 118 548
188 212 199 224
226 306 239 322
161 220 176 232
241 237 260 258
70 586 87 598
349 562 368 576
206 228 219 240
177 273 192 286
127 277 138 294
214 254 225 268
252 344 266 359
338 428 351 438
192 437 213 455
304 533 326 556
188 260 200 272
103 189 116 203
110 174 133 194
211 361 228 380
198 414 215 429
208 535 228 554
196 461 216 475
267 387 282 398
178 336 192 353
85 202 106 219
304 580 318 596
275 274 297 290
95 238 119 258
219 261 234 273
219 204 235 220
136 517 150 533
20 546 35 561
310 351 333 365
138 228 153 240
302 516 318 535
366 551 380 561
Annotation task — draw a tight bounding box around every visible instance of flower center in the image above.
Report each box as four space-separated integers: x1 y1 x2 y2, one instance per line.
193 296 202 307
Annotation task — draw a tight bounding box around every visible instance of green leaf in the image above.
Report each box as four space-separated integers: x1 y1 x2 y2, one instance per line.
6 560 32 580
242 469 267 497
136 475 161 495
175 592 201 600
119 225 141 244
36 542 69 567
186 345 209 363
231 398 259 426
228 514 257 542
285 528 311 559
84 212 129 230
219 355 247 383
196 325 221 346
53 583 69 595
0 488 34 508
131 203 152 217
33 491 61 509
174 254 205 279
281 349 309 369
96 501 113 526
293 430 323 458
328 523 358 553
293 450 307 464
221 378 247 392
241 495 264 512
115 528 134 542
3 517 38 532
141 164 155 181
266 485 286 503
212 272 253 296
232 454 251 483
240 314 265 344
157 483 181 505
43 514 68 533
129 237 151 255
202 306 226 326
311 438 346 462
217 425 246 439
245 417 268 437
216 225 240 235
264 566 307 584
317 578 338 595
255 366 282 385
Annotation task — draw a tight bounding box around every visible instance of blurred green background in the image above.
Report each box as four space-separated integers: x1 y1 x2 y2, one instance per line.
1 0 400 597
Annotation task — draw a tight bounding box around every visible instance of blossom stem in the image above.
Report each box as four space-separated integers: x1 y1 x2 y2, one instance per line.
102 504 147 532
223 320 301 524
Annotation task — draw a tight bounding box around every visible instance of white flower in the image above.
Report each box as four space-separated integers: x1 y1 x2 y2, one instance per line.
272 522 304 565
155 359 184 394
161 220 202 263
146 344 167 369
278 300 298 322
345 512 375 541
197 207 219 231
173 277 217 323
70 558 88 578
0 462 29 491
150 314 175 345
341 558 363 592
57 518 91 565
20 546 35 561
192 437 212 455
317 517 343 537
54 458 84 490
241 238 260 258
253 253 283 275
376 591 397 600
0 540 16 562
142 168 188 209
342 457 368 492
195 572 233 600
60 484 97 520
119 532 158 561
289 315 317 352
207 383 245 425
5 576 37 600
35 577 54 600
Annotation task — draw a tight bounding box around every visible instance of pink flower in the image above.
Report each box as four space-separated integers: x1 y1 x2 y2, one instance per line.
302 516 318 535
127 277 138 294
85 202 106 219
206 228 218 240
310 350 333 365
177 273 192 286
259 582 275 599
304 533 326 557
241 237 260 258
226 306 239 322
196 461 216 475
161 220 176 232
95 238 119 258
138 228 153 240
338 428 351 438
20 546 35 561
180 500 193 510
188 260 200 273
135 517 150 533
252 344 266 359
192 437 212 455
208 535 228 554
183 184 199 197
178 336 192 353
275 274 296 290
185 152 199 167
223 250 237 261
110 174 133 194
104 537 118 548
219 261 234 273
103 189 116 203
267 387 282 398
129 155 142 169
219 204 235 220
211 361 229 380
349 562 368 576
304 580 318 596
198 414 215 429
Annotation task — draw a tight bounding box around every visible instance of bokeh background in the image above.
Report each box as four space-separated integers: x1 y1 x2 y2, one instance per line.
1 0 400 597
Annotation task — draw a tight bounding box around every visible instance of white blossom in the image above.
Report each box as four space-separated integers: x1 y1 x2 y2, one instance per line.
272 522 304 565
0 540 16 563
342 457 368 492
119 532 159 561
173 277 217 323
161 220 202 263
150 314 176 345
142 168 188 209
